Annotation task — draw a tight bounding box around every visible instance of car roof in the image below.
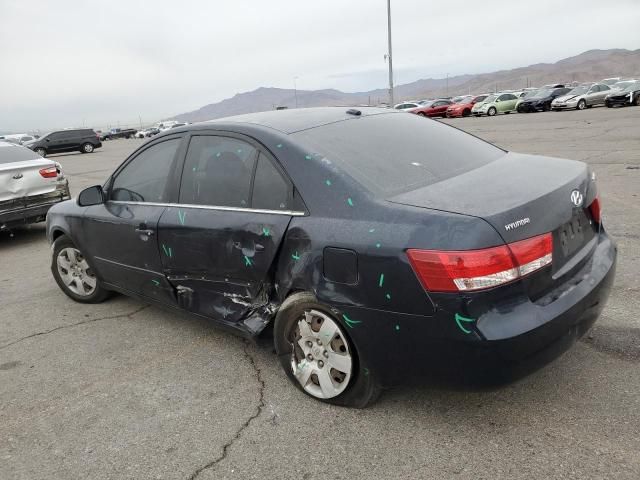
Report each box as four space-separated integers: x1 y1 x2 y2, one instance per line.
205 106 396 134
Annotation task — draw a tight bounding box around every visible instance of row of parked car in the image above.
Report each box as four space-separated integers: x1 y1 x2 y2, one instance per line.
394 77 640 118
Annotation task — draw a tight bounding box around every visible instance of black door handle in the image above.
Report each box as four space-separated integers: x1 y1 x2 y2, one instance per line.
135 227 155 236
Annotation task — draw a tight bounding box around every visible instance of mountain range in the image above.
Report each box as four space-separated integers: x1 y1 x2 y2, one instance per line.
171 48 640 123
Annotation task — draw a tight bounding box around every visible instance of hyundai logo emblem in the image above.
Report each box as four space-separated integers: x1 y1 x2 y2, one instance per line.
570 189 583 207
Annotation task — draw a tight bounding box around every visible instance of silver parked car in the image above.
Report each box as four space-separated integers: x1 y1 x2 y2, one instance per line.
0 141 70 231
551 83 612 111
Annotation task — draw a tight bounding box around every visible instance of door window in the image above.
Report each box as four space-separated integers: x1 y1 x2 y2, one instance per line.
111 138 180 202
179 135 256 207
252 153 291 210
599 84 610 91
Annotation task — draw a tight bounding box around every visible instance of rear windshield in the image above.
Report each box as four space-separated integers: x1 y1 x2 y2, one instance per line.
292 112 505 196
0 144 40 164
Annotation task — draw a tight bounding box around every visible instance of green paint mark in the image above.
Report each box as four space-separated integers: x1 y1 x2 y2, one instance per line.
342 314 362 329
455 313 475 334
178 210 186 226
347 197 354 207
244 256 253 267
364 368 369 376
168 247 172 258
276 143 283 148
305 155 312 160
296 360 307 373
262 227 271 237
216 152 221 157
386 293 391 300
395 324 400 331
325 179 332 186
151 279 160 286
192 167 196 171
161 244 172 258
237 148 242 154
375 243 381 249
369 228 375 233
378 273 384 288
291 251 300 261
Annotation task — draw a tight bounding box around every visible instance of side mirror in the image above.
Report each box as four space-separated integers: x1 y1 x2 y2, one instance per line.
78 185 105 207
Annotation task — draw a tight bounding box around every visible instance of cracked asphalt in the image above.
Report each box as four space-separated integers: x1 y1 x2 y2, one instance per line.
1 106 639 480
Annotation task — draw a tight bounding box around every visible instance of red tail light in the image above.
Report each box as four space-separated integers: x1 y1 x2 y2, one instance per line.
588 196 601 223
407 233 553 293
39 166 58 178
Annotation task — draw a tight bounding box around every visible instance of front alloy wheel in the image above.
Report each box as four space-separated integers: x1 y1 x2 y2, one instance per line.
487 107 497 116
577 99 587 110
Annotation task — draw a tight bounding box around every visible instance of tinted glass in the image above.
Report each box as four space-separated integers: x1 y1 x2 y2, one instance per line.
111 138 180 202
252 153 290 210
293 112 504 197
0 145 40 164
599 84 610 91
179 135 256 207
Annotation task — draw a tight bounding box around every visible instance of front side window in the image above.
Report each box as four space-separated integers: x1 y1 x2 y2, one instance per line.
252 153 290 210
179 135 256 207
111 138 180 202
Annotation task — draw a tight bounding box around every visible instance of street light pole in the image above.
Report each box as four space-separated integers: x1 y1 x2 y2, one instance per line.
294 76 299 108
387 0 394 106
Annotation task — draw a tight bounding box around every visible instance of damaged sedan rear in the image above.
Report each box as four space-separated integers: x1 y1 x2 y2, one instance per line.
45 108 616 407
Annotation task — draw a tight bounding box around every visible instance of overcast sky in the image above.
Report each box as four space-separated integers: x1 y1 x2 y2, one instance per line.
1 0 638 132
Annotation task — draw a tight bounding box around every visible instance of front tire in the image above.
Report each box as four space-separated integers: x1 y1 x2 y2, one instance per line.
577 99 586 110
274 292 381 408
51 235 110 303
81 142 94 153
487 107 497 116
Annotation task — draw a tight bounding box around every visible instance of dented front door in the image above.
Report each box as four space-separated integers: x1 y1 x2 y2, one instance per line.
157 206 292 325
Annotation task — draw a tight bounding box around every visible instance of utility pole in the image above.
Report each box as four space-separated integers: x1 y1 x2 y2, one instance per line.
446 73 449 96
293 76 299 108
387 0 394 106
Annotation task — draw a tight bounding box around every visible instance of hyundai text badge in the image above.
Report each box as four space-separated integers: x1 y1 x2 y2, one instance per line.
570 189 583 207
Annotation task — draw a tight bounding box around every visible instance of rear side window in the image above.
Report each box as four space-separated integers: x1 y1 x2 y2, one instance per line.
293 112 505 197
179 135 257 207
252 153 290 210
111 138 180 202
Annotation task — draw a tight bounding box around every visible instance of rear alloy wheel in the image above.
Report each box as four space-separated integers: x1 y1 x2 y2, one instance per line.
577 99 587 110
81 142 94 153
487 107 497 116
51 235 110 303
274 292 380 407
35 147 46 157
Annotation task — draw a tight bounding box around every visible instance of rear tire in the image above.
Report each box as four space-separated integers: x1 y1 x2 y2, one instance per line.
81 142 94 153
577 99 586 110
51 235 110 304
274 292 381 408
35 147 46 157
487 107 497 116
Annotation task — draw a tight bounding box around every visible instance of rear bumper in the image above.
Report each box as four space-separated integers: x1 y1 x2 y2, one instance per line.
339 232 616 387
0 182 71 230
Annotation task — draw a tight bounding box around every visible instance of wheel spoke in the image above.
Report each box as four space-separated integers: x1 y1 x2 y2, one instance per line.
83 275 97 289
66 249 78 264
57 255 71 270
326 351 351 374
318 318 338 342
297 337 310 353
316 368 337 398
294 361 313 386
298 318 314 339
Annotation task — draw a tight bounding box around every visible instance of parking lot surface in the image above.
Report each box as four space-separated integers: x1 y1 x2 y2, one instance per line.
2 107 639 480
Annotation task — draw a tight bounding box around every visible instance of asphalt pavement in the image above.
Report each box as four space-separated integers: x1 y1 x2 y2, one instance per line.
1 106 639 479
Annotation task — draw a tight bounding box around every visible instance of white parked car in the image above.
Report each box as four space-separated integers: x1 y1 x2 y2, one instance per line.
0 142 70 230
551 83 612 111
393 102 422 110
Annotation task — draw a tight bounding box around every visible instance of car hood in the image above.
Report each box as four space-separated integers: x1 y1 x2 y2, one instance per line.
554 94 580 102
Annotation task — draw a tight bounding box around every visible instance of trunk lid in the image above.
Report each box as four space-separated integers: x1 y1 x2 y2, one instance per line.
0 158 59 202
389 152 599 295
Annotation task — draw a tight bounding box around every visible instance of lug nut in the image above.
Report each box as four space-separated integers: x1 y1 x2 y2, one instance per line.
307 354 313 361
323 350 329 358
317 339 322 345
318 360 324 368
306 341 313 348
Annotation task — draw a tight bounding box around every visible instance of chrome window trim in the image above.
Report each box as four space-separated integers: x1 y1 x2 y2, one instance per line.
108 200 306 216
